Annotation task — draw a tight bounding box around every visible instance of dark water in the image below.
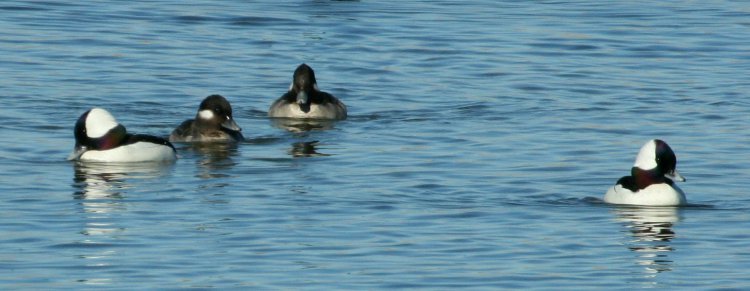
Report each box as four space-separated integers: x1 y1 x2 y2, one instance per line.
1 1 749 289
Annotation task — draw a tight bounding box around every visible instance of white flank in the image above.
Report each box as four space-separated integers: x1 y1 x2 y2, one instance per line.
80 141 176 162
604 183 686 206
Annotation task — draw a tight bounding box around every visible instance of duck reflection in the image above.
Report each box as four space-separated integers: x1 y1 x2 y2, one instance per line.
71 161 172 285
179 142 239 178
73 162 173 234
612 206 680 277
289 141 329 157
270 118 337 133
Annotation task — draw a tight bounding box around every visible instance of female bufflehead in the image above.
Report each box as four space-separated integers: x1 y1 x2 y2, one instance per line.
169 94 244 142
604 139 687 206
268 64 347 120
68 108 177 162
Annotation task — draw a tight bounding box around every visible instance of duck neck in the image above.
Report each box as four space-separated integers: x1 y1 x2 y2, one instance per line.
631 167 671 190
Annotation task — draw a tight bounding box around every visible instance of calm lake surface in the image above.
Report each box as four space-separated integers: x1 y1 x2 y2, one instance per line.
1 1 749 289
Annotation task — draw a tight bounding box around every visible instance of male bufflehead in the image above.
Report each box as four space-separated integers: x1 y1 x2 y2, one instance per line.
604 139 687 206
68 108 176 162
169 94 244 142
268 64 347 120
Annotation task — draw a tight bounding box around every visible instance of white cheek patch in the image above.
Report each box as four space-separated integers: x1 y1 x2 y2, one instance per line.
86 108 120 138
633 139 658 170
289 82 294 91
198 109 215 120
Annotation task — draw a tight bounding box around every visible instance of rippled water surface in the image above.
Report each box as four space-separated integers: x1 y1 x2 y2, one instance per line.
1 1 750 289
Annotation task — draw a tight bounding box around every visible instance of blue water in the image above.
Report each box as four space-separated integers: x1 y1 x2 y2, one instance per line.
1 1 750 289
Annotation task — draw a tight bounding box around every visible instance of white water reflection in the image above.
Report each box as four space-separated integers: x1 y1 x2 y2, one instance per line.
612 206 681 283
71 162 173 285
73 161 173 232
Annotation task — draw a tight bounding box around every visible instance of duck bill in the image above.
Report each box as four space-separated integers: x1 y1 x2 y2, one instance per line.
67 145 88 161
296 91 308 106
297 91 311 113
221 118 241 132
665 169 686 182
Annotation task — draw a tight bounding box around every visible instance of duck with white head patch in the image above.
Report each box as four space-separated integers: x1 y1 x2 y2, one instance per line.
268 64 347 120
68 108 176 162
604 139 687 206
170 94 244 142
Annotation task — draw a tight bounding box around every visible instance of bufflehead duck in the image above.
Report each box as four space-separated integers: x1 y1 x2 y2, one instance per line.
68 108 176 162
604 139 687 206
169 94 244 142
268 64 347 120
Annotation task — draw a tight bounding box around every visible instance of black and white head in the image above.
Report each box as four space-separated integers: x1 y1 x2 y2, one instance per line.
68 108 127 160
196 94 241 132
289 64 319 112
633 139 685 182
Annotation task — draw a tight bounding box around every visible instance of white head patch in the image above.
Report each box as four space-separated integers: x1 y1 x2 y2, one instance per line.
86 108 119 138
198 109 214 120
633 139 658 170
